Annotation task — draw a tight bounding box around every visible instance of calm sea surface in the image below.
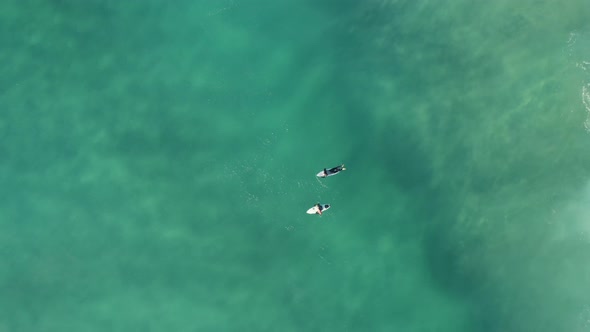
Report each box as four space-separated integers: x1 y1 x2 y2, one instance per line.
1 1 590 331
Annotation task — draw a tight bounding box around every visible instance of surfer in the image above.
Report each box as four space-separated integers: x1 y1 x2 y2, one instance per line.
307 203 330 215
317 164 346 178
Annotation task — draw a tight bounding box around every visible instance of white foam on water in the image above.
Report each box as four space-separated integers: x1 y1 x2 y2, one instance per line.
566 30 590 132
567 31 578 48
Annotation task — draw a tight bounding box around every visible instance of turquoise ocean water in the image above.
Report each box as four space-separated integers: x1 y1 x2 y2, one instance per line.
1 1 590 331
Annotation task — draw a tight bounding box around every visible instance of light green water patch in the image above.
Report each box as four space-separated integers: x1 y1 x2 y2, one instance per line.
337 1 590 331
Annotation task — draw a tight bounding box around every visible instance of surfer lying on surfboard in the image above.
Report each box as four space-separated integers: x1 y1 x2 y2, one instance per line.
317 164 346 178
306 203 330 215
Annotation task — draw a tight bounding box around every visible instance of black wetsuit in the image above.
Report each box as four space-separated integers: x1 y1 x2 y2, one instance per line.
317 204 330 211
326 165 343 175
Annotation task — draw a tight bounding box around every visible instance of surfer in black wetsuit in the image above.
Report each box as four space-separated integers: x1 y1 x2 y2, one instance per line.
314 203 330 215
318 164 346 178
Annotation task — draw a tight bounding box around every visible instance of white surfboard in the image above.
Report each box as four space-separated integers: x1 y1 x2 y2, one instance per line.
306 204 331 215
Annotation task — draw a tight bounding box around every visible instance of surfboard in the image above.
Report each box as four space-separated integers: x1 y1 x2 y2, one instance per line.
316 170 327 178
306 204 331 215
